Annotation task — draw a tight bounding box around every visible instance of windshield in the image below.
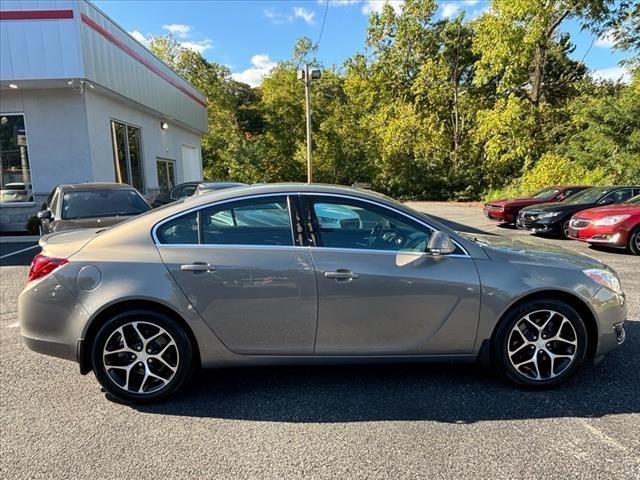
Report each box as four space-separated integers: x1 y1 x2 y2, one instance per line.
561 187 609 205
530 187 560 199
62 190 150 220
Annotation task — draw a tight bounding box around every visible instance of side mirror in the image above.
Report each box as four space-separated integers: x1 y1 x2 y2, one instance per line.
37 209 52 220
598 198 614 205
426 231 456 256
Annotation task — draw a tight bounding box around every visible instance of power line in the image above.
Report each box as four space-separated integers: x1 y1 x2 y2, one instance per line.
315 0 330 56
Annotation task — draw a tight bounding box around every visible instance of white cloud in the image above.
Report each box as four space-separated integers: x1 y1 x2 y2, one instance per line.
294 7 317 24
318 0 359 5
595 30 616 48
129 30 149 46
180 39 214 54
464 0 479 5
232 54 278 87
440 2 461 18
361 0 404 15
264 8 293 24
162 23 192 38
591 66 630 83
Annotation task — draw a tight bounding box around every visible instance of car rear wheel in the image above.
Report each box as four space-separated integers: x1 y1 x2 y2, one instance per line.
629 227 640 255
91 309 193 404
494 300 587 388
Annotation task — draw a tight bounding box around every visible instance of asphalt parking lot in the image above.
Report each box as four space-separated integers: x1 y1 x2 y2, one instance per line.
1 202 638 480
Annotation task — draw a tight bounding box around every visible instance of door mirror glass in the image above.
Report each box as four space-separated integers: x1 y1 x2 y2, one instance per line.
37 209 52 220
426 231 455 255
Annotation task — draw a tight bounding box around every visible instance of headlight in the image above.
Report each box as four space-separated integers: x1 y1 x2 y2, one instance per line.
537 212 562 219
592 214 630 226
584 268 623 295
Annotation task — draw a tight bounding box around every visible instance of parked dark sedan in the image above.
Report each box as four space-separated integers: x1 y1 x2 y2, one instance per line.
37 183 151 235
517 186 640 238
151 181 201 208
483 185 588 224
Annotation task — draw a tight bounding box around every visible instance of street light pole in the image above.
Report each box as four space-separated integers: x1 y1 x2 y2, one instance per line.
298 65 321 184
304 64 313 183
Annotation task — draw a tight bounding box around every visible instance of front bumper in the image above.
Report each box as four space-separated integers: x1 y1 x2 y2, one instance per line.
516 215 562 234
484 208 514 223
19 273 90 364
567 225 628 247
591 286 627 360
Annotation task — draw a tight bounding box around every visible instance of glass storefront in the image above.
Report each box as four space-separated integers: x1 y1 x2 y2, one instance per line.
156 158 176 193
0 114 33 203
111 120 144 192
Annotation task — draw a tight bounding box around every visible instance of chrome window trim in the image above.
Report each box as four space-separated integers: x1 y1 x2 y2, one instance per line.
152 190 469 257
152 192 296 247
298 192 469 256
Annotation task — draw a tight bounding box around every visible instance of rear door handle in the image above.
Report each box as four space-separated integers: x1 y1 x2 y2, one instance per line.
180 262 215 272
324 269 359 281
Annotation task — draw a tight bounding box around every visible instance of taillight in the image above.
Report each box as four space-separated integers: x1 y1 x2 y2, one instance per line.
27 254 68 282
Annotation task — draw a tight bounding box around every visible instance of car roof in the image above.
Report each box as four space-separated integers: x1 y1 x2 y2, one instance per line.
197 181 247 189
58 182 138 191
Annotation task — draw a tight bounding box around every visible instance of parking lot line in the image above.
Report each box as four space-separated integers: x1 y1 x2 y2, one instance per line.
0 245 39 260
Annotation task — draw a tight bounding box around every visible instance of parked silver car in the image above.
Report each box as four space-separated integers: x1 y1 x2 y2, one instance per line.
19 184 627 403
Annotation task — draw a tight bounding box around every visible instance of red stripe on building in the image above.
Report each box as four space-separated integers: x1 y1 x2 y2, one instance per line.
0 9 74 20
80 13 207 108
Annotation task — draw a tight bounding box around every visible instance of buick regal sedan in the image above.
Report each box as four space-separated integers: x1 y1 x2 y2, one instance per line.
20 184 627 403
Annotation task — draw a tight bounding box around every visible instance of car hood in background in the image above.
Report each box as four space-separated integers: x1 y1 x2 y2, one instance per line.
465 234 604 270
53 216 134 232
40 228 103 259
486 198 550 208
520 201 595 214
573 204 640 218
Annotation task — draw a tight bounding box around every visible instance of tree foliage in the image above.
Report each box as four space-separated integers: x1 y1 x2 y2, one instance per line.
148 0 638 200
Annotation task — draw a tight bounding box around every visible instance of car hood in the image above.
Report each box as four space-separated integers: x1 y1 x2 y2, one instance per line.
486 198 548 208
573 204 640 219
466 234 605 270
53 216 133 232
520 201 595 214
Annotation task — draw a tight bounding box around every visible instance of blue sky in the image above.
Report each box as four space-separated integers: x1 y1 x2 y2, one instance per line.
94 0 633 87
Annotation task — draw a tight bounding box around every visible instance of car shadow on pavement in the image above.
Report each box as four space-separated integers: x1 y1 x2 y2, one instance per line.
129 321 639 424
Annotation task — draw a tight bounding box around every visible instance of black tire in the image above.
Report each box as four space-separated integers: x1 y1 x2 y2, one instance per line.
91 309 193 404
560 218 571 239
493 300 587 388
629 226 640 255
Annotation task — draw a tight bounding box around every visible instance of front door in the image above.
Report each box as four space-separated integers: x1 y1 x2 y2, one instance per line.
302 195 481 355
156 195 317 354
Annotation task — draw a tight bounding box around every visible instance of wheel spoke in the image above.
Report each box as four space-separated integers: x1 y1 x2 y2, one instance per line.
507 309 578 381
103 320 179 395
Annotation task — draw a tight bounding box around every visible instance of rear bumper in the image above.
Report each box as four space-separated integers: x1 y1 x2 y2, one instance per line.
19 273 89 364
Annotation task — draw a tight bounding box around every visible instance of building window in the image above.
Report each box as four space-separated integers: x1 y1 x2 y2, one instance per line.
156 158 176 193
0 114 33 203
111 120 144 192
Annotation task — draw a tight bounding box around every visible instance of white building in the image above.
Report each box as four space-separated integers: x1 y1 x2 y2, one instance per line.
0 0 207 231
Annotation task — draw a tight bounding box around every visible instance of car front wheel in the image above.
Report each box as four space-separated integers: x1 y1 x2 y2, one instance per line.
494 300 587 388
91 309 193 403
629 227 640 255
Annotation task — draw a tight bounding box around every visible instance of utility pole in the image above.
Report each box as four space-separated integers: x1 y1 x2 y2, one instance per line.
298 64 321 183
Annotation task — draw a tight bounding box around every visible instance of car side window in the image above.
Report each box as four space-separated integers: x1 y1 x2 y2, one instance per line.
157 212 198 244
49 191 60 218
308 196 431 253
600 189 633 204
200 196 293 246
180 185 197 198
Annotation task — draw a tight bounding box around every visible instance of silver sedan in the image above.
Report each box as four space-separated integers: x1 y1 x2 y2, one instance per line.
19 184 627 403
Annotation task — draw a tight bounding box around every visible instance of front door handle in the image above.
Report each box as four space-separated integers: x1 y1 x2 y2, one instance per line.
181 262 215 272
325 269 359 281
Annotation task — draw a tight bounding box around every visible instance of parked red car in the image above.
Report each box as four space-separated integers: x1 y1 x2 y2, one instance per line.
483 186 588 224
567 195 640 255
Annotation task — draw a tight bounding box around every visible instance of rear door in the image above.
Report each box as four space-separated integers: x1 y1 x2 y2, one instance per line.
155 194 318 355
301 194 481 355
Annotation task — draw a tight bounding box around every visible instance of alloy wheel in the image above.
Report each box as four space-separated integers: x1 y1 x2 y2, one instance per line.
634 232 640 253
102 321 179 394
507 310 578 381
